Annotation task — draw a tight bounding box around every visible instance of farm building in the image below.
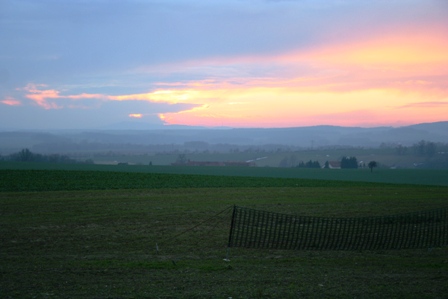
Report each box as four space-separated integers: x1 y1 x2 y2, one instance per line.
326 161 341 169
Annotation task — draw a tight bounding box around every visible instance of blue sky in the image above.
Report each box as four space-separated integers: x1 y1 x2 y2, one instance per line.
1 0 447 129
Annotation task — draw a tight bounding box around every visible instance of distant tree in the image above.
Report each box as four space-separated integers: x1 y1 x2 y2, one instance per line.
305 160 321 168
297 160 321 168
341 156 358 169
297 161 306 168
412 140 437 157
368 161 377 172
395 144 408 155
8 148 82 164
9 148 39 162
324 161 329 169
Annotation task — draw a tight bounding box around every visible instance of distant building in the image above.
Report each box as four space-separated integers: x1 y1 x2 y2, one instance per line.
326 161 341 169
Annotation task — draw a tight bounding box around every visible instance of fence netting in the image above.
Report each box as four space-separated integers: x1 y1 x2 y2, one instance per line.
228 206 448 250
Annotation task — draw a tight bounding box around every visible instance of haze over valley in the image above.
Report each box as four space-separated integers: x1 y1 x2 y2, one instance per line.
1 121 447 169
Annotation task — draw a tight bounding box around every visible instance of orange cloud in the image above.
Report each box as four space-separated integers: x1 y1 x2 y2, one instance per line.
399 101 448 108
19 24 448 128
156 84 447 128
304 36 448 68
273 26 448 95
129 113 143 118
151 25 448 127
109 89 205 104
136 24 447 105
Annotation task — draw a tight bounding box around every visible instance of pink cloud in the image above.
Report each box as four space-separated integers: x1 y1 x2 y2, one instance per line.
140 22 448 98
143 23 448 128
23 84 65 109
1 97 22 106
399 101 448 108
21 83 199 110
17 21 448 129
22 84 111 109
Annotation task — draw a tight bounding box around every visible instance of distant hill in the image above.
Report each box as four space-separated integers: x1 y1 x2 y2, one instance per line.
0 121 447 154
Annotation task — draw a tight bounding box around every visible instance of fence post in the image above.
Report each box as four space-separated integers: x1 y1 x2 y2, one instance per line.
227 205 237 249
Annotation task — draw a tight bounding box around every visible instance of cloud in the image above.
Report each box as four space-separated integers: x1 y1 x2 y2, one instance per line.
21 83 199 106
150 22 448 93
1 1 447 129
152 79 448 128
0 99 178 130
399 101 448 109
128 113 142 118
1 97 21 106
14 15 448 128
22 84 105 109
129 18 448 109
17 83 200 127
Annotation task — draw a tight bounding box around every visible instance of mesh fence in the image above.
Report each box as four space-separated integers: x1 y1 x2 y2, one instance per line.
228 206 448 250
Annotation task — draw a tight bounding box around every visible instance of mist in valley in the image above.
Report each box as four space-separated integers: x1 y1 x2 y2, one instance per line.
1 122 448 169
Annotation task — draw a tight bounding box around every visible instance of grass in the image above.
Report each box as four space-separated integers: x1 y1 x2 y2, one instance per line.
0 168 405 192
1 167 448 298
1 161 448 186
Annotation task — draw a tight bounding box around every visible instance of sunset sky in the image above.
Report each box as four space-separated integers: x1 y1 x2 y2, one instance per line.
1 0 447 129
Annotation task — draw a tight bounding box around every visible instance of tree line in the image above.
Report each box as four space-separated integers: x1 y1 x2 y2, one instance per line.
280 155 378 171
0 149 93 164
297 160 321 168
391 140 445 157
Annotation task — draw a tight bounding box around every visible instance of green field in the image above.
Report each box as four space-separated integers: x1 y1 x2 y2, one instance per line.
1 165 448 298
1 161 448 186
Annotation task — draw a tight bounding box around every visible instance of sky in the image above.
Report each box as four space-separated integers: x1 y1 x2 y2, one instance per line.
1 0 447 130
